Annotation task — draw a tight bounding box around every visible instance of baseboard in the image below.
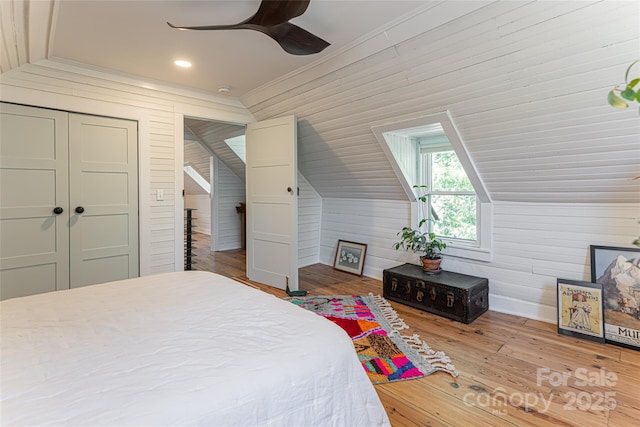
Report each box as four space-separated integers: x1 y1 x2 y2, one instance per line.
489 294 556 324
218 243 241 251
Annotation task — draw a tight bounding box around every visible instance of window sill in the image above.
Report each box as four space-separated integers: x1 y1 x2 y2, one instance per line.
442 242 492 262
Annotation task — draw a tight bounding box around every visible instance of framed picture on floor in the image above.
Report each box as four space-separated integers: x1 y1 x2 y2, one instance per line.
333 240 367 276
557 279 605 343
590 245 640 350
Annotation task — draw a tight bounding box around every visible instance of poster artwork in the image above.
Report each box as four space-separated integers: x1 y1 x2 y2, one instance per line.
558 283 603 338
593 250 640 349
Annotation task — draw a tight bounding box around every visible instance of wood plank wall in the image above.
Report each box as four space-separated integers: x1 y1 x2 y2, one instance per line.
385 133 418 185
215 157 246 251
238 0 640 322
244 0 640 204
320 198 640 322
184 139 211 184
298 172 322 267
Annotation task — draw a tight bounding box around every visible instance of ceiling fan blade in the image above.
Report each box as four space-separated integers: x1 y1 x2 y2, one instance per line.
167 0 329 55
266 22 330 55
167 0 310 31
244 0 310 26
167 21 243 31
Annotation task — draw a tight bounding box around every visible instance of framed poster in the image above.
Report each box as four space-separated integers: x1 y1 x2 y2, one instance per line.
557 279 605 342
333 240 367 276
590 245 640 350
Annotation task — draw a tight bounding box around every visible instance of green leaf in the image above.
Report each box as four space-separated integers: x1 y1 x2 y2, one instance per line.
621 87 637 101
608 90 628 108
628 78 640 89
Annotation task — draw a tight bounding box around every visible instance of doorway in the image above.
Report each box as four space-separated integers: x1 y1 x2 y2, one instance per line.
182 117 246 262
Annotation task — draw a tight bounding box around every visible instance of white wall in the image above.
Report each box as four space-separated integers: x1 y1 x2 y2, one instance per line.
213 157 246 251
298 172 322 267
185 194 211 236
239 0 640 323
321 198 416 281
244 1 640 204
320 198 640 322
385 133 418 185
0 61 255 275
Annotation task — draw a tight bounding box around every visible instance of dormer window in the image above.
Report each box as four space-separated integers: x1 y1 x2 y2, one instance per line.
372 111 492 261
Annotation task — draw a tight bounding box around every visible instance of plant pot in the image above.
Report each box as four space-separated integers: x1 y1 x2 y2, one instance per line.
420 256 442 272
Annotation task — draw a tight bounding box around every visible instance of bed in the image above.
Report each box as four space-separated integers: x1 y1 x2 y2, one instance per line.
1 271 390 426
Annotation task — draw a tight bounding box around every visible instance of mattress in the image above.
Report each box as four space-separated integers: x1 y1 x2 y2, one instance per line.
1 271 390 426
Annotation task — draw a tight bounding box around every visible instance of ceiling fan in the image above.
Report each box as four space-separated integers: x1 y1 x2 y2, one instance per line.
167 0 330 55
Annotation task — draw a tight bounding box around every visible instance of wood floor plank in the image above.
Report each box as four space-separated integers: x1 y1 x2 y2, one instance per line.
190 233 640 426
377 388 454 427
381 381 492 427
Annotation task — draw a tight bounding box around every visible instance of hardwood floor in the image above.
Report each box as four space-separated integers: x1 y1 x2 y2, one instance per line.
191 233 639 426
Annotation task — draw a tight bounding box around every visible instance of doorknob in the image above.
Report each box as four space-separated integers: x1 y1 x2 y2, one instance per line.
287 186 292 193
75 206 85 214
53 207 63 215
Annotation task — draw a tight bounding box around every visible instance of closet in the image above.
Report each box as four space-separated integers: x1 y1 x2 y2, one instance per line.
0 103 139 300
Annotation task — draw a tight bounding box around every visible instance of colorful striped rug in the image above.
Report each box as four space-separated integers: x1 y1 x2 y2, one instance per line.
287 294 458 384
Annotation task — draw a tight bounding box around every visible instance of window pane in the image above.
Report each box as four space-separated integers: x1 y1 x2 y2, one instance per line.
431 195 477 241
432 151 474 191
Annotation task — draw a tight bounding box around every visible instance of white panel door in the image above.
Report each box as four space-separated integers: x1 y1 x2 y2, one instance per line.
1 104 139 299
0 103 70 299
68 114 139 288
246 115 298 290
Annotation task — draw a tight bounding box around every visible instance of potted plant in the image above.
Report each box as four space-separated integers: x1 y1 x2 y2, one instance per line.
393 185 447 272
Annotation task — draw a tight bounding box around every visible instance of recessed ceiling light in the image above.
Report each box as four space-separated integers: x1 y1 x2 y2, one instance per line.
174 60 192 68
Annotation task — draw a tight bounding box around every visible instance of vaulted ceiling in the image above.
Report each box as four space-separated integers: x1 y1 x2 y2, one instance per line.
2 0 639 203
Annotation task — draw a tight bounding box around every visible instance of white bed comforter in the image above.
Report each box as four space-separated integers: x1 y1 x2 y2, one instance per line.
1 271 390 426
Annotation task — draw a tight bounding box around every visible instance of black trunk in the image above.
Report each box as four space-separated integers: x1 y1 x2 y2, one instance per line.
383 263 489 324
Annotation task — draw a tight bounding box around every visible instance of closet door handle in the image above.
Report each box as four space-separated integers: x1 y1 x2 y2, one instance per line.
53 207 64 215
75 206 85 214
